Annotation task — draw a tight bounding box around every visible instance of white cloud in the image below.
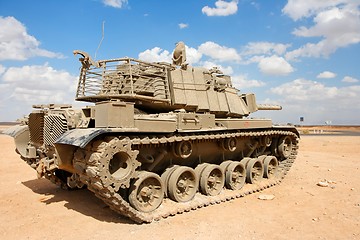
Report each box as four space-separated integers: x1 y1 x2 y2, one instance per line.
178 23 189 29
317 71 337 79
0 16 63 61
0 64 6 75
342 76 359 83
271 79 338 101
284 2 360 60
137 41 242 67
1 64 77 102
201 61 233 75
242 55 264 65
242 42 291 56
198 41 241 62
0 64 79 121
282 0 348 21
185 46 203 65
269 78 360 124
102 0 128 8
138 47 172 63
285 42 318 60
232 75 265 89
293 7 360 40
258 55 294 76
138 45 202 65
202 0 238 17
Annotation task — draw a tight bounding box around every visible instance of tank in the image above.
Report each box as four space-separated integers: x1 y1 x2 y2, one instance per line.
5 42 299 223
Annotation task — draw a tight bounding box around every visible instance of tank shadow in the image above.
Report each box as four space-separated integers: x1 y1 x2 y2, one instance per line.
21 178 136 225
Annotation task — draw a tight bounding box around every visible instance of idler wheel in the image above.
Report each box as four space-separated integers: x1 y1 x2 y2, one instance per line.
129 171 164 213
263 156 279 179
246 158 264 184
278 136 293 159
168 166 198 202
199 164 224 196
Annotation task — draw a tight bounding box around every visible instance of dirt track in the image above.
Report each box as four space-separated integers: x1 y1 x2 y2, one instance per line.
0 133 359 240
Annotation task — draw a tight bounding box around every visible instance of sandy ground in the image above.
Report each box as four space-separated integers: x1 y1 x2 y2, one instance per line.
0 132 359 240
297 126 360 135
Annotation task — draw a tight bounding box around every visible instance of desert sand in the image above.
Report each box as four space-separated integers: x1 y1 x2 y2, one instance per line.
0 131 359 240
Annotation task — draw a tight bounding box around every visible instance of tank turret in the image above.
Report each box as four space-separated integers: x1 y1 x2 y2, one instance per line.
74 45 280 118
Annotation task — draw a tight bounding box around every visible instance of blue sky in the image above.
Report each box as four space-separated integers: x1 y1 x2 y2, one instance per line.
0 0 359 125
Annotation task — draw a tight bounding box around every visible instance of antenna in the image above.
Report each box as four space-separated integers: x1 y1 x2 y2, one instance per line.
95 21 105 60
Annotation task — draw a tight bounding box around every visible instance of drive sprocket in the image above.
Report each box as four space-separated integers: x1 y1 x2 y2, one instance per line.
95 137 140 191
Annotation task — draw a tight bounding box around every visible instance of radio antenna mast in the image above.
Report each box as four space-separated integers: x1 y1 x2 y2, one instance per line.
95 21 105 60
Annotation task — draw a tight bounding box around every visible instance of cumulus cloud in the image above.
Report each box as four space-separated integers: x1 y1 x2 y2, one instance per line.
0 16 63 61
271 79 338 101
317 71 337 79
102 0 128 8
202 0 238 17
1 64 77 102
258 55 294 76
138 42 294 78
201 61 234 75
138 45 202 65
282 0 349 21
270 78 360 113
0 64 79 121
198 41 241 62
267 78 360 124
232 75 265 89
185 46 203 65
138 47 172 63
284 1 360 60
242 42 291 56
138 41 243 66
240 42 295 76
178 23 189 29
342 76 359 83
0 64 6 75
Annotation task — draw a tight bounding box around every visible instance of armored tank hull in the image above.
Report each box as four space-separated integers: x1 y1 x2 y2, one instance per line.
6 44 299 223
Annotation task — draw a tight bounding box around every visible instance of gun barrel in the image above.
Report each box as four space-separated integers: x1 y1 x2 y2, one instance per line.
257 104 282 111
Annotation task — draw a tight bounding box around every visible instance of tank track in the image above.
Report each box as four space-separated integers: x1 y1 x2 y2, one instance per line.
76 129 299 223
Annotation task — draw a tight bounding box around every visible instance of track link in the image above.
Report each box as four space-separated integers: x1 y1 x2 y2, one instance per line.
78 129 299 223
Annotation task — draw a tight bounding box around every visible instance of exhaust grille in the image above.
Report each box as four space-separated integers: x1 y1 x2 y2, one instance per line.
28 112 44 146
43 114 68 146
